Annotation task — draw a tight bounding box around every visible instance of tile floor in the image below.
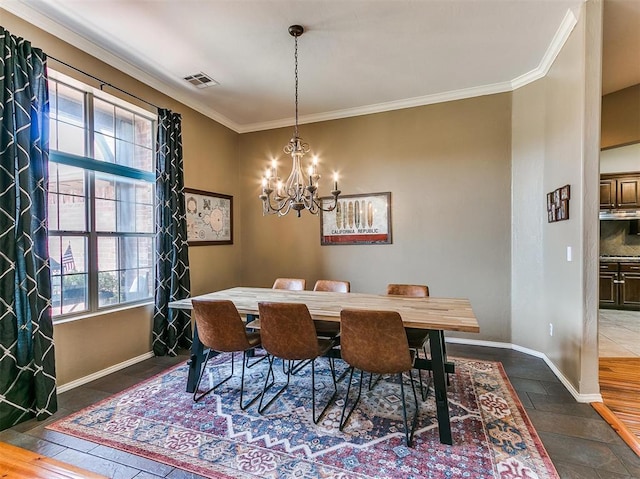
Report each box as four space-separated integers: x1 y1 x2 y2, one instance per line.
599 309 640 358
1 344 640 478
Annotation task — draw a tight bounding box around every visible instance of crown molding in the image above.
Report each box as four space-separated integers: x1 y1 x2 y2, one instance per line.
238 80 515 133
4 2 578 135
511 8 578 90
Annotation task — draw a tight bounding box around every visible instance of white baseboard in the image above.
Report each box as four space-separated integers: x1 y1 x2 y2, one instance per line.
445 337 603 403
56 339 604 403
56 351 155 394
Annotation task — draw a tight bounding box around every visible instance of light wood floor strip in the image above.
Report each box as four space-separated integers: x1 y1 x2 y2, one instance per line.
0 441 107 479
597 357 640 456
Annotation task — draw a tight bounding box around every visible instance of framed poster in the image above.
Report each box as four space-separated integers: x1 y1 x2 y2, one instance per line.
184 188 233 245
320 192 392 245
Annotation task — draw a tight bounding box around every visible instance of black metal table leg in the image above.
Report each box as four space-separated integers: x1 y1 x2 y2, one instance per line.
429 329 452 445
186 322 205 393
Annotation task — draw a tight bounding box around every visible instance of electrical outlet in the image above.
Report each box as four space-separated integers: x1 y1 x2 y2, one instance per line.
549 323 553 336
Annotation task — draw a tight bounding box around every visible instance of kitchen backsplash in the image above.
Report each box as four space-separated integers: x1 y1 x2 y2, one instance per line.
600 220 640 256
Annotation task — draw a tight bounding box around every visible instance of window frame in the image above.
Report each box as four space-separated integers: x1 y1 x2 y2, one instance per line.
48 72 157 322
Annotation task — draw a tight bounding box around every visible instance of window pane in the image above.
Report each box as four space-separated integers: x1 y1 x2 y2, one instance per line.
94 98 115 136
98 271 118 307
134 145 153 172
62 273 87 314
120 268 151 303
48 194 59 230
50 234 89 317
115 138 134 168
48 236 62 275
98 237 117 270
61 236 87 273
57 164 85 196
96 199 116 232
116 108 134 142
96 175 116 200
136 204 154 233
135 116 153 149
138 237 153 267
94 132 115 163
58 195 86 231
120 237 139 268
57 122 85 156
57 83 84 127
135 182 153 204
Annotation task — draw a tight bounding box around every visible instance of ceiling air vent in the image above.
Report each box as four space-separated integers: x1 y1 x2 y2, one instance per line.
183 72 218 89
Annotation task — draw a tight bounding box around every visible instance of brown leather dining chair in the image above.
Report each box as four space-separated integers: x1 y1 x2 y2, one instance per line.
312 279 351 339
339 308 420 447
191 299 265 410
386 283 438 399
257 301 338 424
272 277 306 291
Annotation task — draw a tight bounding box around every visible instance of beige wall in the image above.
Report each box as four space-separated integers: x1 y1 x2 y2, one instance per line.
1 10 241 386
601 84 640 149
238 95 513 343
511 2 601 396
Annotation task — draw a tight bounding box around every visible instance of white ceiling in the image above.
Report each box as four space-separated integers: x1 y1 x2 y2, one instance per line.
3 1 638 133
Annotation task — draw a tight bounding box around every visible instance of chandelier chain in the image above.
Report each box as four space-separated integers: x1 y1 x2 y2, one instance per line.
294 34 299 138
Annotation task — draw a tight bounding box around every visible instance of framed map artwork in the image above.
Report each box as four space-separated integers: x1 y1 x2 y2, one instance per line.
184 188 233 245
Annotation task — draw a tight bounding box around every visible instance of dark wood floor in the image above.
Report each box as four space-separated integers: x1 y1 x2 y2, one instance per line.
1 344 639 479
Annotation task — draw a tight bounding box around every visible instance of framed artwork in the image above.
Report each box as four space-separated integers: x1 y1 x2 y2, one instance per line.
320 192 392 245
546 184 570 223
184 188 233 245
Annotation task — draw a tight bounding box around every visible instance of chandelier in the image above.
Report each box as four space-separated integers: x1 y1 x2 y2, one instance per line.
259 25 341 217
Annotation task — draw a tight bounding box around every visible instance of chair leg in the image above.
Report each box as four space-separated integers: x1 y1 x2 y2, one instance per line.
311 358 338 424
239 350 270 410
339 368 364 431
193 351 235 402
399 370 419 447
368 372 382 391
258 356 291 414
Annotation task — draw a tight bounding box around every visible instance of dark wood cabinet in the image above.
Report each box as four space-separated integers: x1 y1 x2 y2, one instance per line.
620 263 640 306
600 179 617 209
600 262 640 309
617 177 640 208
600 173 640 210
599 263 619 305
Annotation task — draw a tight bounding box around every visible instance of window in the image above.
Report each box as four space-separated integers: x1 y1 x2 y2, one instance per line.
48 74 156 319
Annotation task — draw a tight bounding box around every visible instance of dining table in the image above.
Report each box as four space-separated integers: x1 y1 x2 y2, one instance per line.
168 286 479 445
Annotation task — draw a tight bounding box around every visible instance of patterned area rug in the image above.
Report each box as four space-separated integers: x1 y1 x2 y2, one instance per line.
48 354 558 479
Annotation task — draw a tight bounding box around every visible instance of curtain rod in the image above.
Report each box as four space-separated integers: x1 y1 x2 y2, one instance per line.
48 55 162 111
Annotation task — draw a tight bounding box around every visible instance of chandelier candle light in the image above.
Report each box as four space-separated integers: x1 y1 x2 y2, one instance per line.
259 25 341 217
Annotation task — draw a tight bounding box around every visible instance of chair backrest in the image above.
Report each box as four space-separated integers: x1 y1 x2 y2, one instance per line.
340 309 413 374
192 299 252 352
272 278 306 291
386 283 429 297
313 279 350 293
258 302 319 360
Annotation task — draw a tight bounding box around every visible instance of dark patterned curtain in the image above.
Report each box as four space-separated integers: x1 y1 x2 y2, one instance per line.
0 27 57 430
153 109 191 356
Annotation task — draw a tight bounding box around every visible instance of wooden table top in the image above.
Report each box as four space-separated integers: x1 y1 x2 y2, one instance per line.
169 287 479 333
